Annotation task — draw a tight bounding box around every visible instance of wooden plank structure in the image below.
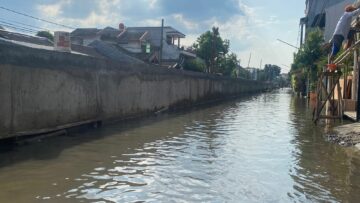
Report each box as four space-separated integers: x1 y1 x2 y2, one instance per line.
313 25 360 123
313 70 343 123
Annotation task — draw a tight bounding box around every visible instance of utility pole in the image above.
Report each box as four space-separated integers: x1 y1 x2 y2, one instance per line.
160 19 164 66
211 29 216 73
247 53 252 68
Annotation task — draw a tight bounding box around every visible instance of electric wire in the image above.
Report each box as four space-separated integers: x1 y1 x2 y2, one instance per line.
0 20 43 33
0 23 37 34
0 17 51 32
0 6 75 29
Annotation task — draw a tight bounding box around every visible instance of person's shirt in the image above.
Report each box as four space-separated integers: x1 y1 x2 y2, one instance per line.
333 9 360 38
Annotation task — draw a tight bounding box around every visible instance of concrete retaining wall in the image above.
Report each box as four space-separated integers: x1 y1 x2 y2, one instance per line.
0 41 270 139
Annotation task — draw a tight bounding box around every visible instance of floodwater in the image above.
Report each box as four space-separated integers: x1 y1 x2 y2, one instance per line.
0 89 360 203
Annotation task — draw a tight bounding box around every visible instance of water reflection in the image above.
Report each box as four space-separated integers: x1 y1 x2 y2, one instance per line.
0 89 359 202
289 95 360 202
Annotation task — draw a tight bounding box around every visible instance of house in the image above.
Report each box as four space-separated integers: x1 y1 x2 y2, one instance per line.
300 0 354 43
71 28 102 46
118 27 184 58
118 26 196 66
71 24 196 67
0 29 104 58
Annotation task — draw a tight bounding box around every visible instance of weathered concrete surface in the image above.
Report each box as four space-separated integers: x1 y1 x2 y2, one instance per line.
0 41 270 139
329 123 360 146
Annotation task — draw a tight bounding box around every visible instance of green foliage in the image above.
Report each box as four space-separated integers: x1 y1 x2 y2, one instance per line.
291 71 306 93
255 64 281 81
183 58 206 72
193 27 229 73
291 28 326 93
36 31 54 41
236 67 251 79
263 64 281 81
217 53 239 77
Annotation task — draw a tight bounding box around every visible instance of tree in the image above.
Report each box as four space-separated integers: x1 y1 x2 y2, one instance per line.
217 53 239 76
183 58 206 72
36 31 54 41
193 27 229 73
291 28 326 93
236 67 251 79
263 64 281 81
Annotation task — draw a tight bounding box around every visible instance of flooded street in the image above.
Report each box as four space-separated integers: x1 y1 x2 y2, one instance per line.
0 89 360 202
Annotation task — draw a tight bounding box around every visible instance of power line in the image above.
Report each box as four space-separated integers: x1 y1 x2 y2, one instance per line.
0 17 51 32
0 20 42 33
0 6 75 29
0 23 37 34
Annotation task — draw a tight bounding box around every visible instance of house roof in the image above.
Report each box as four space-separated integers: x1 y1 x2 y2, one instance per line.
70 26 186 47
120 26 185 47
117 30 148 43
71 28 101 37
0 29 53 46
126 26 185 38
97 26 121 38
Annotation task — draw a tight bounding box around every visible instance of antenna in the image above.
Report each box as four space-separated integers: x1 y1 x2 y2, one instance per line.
277 39 299 49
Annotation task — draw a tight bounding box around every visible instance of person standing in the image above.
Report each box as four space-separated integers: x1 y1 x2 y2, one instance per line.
329 5 360 62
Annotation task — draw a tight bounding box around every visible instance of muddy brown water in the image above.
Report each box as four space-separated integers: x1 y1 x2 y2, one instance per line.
0 89 360 203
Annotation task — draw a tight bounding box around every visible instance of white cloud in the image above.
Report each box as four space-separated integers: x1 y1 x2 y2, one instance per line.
149 0 158 9
138 18 162 26
36 0 123 30
172 14 199 30
193 1 294 72
181 34 199 47
36 0 71 17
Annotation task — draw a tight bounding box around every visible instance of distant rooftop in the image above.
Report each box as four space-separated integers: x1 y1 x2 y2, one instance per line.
71 28 101 37
0 29 53 46
71 26 185 38
126 26 185 38
117 30 148 44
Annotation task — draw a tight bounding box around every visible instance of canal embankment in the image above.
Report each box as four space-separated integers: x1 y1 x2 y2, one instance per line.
0 40 272 140
328 123 360 147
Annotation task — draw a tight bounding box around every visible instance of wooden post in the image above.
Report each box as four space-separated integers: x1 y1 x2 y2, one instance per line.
326 73 332 124
356 50 360 121
353 50 358 101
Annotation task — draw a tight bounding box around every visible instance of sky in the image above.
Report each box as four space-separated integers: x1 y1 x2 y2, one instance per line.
0 0 305 73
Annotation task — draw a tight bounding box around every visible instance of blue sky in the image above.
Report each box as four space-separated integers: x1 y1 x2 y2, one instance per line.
0 0 305 73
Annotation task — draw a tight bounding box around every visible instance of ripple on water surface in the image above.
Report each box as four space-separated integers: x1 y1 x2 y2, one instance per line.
1 89 360 202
